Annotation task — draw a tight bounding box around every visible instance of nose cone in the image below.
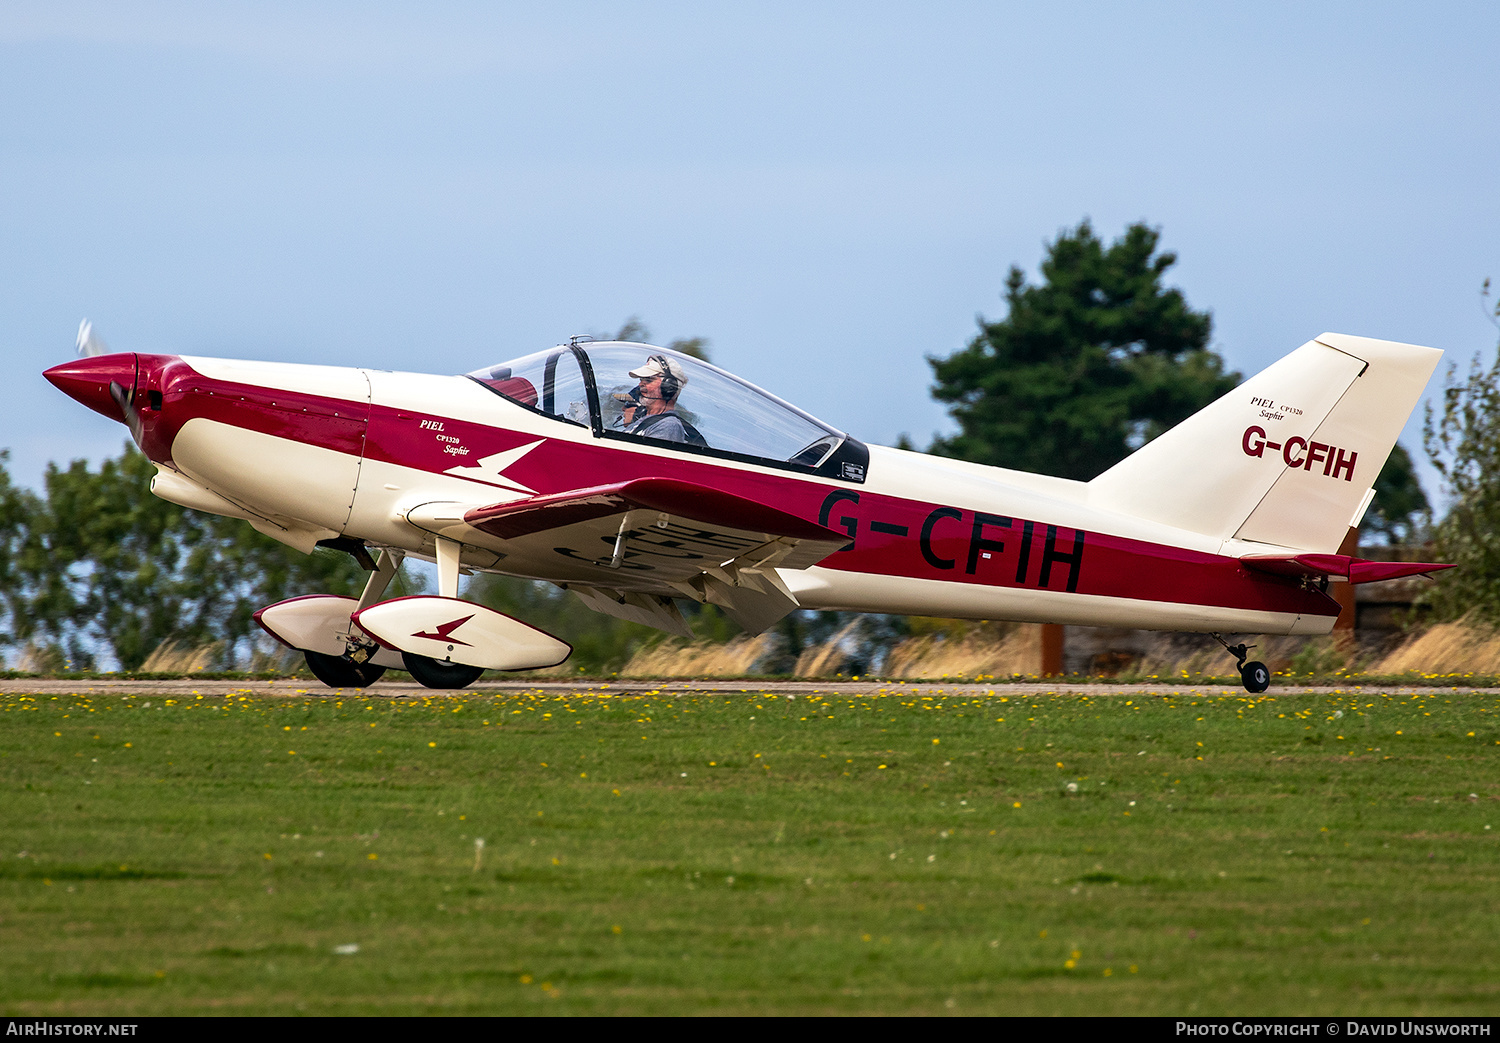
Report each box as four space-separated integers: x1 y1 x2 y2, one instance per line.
44 354 138 423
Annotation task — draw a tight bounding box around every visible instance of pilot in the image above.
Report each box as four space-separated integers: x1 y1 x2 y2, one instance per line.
622 355 707 446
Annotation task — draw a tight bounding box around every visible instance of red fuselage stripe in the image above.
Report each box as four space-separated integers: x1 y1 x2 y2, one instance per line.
139 358 1338 619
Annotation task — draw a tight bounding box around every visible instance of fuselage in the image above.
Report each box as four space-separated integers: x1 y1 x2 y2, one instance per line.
44 349 1341 637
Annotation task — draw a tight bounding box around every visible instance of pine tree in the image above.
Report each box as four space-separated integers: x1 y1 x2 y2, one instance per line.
929 220 1238 479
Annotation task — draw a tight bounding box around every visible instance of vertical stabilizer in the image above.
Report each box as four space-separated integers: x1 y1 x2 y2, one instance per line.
1088 333 1441 552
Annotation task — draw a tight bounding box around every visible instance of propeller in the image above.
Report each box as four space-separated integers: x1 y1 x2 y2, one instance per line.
76 319 109 357
109 379 144 447
44 324 143 433
82 321 143 446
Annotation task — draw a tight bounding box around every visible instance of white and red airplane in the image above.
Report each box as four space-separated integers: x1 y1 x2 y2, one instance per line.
45 327 1451 692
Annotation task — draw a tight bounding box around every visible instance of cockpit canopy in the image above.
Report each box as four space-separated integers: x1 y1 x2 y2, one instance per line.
467 342 866 481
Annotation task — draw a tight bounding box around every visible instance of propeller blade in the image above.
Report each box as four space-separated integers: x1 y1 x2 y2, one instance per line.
109 379 144 447
76 319 110 357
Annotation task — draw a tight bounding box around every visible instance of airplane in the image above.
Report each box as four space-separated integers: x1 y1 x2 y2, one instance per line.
44 324 1453 693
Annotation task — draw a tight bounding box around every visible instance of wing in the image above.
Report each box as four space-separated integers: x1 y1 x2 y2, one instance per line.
404 477 851 635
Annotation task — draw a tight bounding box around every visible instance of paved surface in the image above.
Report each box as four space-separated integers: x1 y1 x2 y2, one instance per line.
2 677 1493 698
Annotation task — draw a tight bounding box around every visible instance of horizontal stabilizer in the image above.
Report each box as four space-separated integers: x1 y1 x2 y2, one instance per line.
1349 560 1455 584
1241 554 1454 584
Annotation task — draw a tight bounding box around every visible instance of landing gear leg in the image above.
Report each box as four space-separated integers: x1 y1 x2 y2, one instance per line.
301 549 405 689
435 538 462 599
357 549 404 611
1212 633 1270 694
396 543 485 688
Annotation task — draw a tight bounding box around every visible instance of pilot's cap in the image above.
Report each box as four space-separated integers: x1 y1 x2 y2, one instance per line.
628 355 687 388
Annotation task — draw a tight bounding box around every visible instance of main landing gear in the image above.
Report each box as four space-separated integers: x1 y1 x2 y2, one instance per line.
303 546 406 688
1213 634 1271 693
293 545 484 690
263 538 569 690
301 639 482 691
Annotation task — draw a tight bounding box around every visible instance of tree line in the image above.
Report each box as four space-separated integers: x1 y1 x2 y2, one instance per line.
0 446 371 671
1421 279 1500 623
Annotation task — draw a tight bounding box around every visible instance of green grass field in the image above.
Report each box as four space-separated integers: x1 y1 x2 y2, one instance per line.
2 683 1498 1015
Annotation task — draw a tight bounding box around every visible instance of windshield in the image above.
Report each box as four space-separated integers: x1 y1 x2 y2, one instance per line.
467 341 847 469
467 348 590 427
584 343 842 463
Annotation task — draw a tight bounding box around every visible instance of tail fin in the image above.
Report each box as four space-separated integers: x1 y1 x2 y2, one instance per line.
1088 333 1442 552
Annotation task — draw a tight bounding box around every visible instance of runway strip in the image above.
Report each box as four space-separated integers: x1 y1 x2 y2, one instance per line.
2 677 1492 698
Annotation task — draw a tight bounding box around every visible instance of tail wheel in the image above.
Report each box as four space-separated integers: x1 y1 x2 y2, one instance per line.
304 650 387 689
402 652 485 690
1240 660 1271 694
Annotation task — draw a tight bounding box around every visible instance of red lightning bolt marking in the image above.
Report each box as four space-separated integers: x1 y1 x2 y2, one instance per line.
412 615 474 646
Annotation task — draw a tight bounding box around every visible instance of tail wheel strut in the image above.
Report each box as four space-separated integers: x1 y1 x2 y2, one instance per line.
1211 633 1271 694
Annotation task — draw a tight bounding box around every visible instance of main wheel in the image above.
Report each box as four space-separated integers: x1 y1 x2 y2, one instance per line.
1239 660 1271 694
304 650 387 688
402 652 485 690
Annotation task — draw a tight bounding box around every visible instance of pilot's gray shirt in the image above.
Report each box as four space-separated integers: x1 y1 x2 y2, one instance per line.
626 410 692 443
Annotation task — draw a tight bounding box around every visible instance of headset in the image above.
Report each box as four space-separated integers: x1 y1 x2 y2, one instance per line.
648 354 680 402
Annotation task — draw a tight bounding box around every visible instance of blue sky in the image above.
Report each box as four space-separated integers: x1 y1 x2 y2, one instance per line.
3 1 1497 505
